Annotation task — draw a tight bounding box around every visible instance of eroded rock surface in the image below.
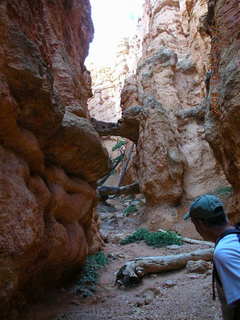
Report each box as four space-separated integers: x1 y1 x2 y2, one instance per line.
121 0 228 205
136 96 185 205
121 1 226 205
0 0 110 315
91 0 228 208
203 0 240 222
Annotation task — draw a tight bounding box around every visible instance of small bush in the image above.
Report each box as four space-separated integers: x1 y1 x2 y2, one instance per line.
123 204 138 216
112 140 127 151
214 186 233 195
75 252 108 297
120 228 182 247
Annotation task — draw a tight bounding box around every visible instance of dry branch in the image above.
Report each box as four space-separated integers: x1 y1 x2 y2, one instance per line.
181 237 213 247
118 143 134 186
115 248 213 287
157 229 214 247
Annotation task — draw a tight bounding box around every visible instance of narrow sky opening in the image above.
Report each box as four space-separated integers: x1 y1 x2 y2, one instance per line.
86 0 143 67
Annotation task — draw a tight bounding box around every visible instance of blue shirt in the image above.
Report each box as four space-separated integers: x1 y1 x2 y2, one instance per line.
214 234 240 304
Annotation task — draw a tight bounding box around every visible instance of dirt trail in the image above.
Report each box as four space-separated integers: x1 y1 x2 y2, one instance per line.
24 198 222 320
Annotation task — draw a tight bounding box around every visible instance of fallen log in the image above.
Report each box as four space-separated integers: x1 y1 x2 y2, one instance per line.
98 182 140 200
97 152 125 186
91 105 143 144
118 142 134 187
115 248 213 287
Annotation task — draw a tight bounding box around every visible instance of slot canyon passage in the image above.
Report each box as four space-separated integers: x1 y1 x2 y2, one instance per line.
0 0 240 319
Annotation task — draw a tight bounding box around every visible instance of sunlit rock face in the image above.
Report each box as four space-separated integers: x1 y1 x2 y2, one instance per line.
119 0 228 206
136 96 185 205
0 0 110 314
88 0 228 209
203 0 240 222
88 37 141 122
125 0 211 110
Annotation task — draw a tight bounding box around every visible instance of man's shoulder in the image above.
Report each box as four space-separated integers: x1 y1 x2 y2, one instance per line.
214 234 240 260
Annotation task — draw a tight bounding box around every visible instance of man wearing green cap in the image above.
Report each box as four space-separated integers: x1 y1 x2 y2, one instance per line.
185 194 240 320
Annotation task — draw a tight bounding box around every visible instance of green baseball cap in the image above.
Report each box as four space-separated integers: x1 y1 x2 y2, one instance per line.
184 194 224 221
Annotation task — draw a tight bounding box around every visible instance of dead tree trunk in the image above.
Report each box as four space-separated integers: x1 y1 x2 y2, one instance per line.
97 151 125 186
118 143 134 186
115 248 213 287
98 182 140 201
91 105 143 144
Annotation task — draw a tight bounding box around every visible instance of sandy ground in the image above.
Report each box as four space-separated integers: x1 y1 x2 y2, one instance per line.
23 198 223 320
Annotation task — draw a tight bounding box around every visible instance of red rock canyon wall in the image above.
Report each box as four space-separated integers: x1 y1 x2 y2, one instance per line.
0 0 110 315
204 0 240 222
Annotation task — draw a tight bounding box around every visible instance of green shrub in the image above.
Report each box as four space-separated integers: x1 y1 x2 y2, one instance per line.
120 228 182 247
75 252 108 297
112 139 127 151
214 186 233 195
123 204 138 216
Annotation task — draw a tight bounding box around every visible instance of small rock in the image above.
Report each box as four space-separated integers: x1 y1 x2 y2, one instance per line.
166 244 181 250
134 298 145 307
99 230 109 242
135 287 162 306
162 280 177 288
114 204 124 210
144 294 154 305
110 233 126 244
107 253 117 260
186 260 210 274
186 273 201 279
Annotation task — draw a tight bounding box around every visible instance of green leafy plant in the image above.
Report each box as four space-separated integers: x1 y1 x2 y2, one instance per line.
75 252 108 297
214 186 233 195
123 204 138 216
120 228 182 247
112 139 127 151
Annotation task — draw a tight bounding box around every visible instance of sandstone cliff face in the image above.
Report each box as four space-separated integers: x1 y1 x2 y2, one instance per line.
88 37 141 122
119 0 228 207
136 97 185 205
89 0 229 229
0 0 110 314
203 0 240 222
